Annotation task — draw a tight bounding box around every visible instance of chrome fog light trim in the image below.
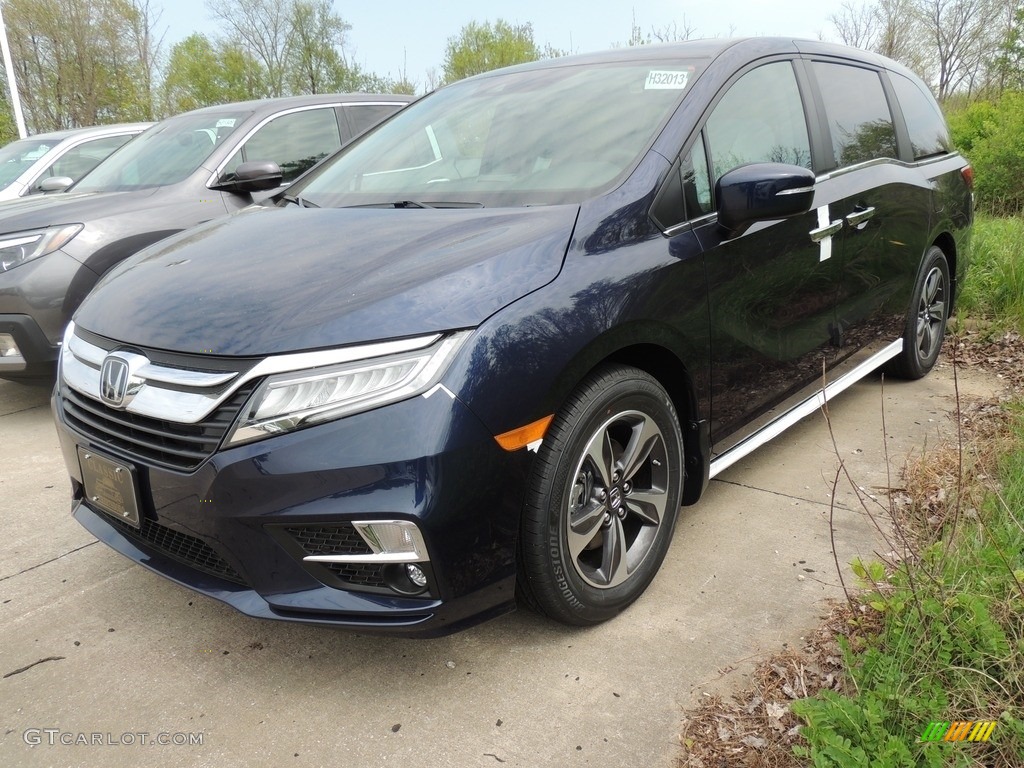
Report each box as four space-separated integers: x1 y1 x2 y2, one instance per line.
302 520 429 564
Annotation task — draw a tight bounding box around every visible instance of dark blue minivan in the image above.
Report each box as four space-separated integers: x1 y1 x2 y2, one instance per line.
52 38 972 636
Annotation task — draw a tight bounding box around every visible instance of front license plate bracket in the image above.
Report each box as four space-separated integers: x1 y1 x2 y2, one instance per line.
78 447 141 529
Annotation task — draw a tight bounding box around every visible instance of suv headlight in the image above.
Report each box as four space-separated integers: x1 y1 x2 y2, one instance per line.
226 331 471 446
0 224 83 272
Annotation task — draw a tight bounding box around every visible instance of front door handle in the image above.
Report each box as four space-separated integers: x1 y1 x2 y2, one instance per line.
845 206 876 227
809 220 843 242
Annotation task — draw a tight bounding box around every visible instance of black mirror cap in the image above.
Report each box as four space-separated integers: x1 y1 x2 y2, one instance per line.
38 176 75 193
716 163 816 237
212 160 284 193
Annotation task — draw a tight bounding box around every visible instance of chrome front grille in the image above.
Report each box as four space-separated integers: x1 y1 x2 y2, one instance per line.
61 382 257 471
58 323 260 471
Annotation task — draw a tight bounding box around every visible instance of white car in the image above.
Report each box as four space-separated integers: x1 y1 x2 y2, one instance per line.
0 123 152 201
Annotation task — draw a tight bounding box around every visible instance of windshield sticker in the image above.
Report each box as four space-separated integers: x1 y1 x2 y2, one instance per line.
215 119 237 128
645 70 691 90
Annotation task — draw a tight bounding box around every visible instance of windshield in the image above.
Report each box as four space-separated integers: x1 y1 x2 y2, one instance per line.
73 111 249 192
0 138 59 191
292 60 704 208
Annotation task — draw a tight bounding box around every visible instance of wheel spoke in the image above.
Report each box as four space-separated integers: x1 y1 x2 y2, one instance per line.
922 269 941 305
625 488 666 525
919 320 935 357
585 429 615 488
567 501 606 559
927 300 946 324
600 515 629 587
620 417 662 482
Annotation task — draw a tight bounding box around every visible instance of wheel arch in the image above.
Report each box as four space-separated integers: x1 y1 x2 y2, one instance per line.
560 336 710 507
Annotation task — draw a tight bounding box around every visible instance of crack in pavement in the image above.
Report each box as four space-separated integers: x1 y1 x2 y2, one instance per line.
0 541 98 582
0 403 50 419
711 478 857 512
4 656 66 679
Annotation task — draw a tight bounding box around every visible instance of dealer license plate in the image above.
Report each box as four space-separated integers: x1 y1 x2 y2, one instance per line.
78 447 141 528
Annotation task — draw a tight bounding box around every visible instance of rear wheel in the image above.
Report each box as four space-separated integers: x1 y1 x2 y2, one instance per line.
518 365 684 625
888 246 950 380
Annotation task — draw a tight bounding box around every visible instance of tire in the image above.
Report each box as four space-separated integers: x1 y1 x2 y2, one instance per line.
517 365 685 626
887 246 950 380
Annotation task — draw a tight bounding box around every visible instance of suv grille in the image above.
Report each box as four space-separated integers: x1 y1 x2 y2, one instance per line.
60 382 257 472
105 514 247 585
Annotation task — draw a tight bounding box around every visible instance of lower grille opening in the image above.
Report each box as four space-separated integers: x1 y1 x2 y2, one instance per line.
278 524 390 592
105 513 247 586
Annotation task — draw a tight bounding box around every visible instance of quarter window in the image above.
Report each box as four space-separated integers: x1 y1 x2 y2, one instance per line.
45 135 135 185
706 61 812 184
814 62 897 168
890 73 951 160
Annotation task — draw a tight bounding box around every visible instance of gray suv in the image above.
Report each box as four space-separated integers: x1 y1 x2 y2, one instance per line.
0 93 411 379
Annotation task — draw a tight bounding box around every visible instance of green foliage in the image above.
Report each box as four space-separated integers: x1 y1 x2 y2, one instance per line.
0 99 17 145
954 215 1024 331
6 0 158 130
791 411 1024 766
162 34 266 114
948 92 1024 215
441 19 545 84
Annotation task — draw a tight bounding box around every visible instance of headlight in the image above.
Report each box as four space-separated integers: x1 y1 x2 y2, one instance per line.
0 224 83 272
226 331 471 445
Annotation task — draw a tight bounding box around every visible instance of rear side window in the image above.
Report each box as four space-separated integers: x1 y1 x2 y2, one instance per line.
890 73 951 159
814 62 897 168
705 61 812 184
345 104 402 139
45 134 134 184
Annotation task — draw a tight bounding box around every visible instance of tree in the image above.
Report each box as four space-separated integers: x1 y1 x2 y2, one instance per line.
5 0 161 131
442 19 548 83
917 0 1004 98
162 34 265 114
206 0 295 96
288 0 350 94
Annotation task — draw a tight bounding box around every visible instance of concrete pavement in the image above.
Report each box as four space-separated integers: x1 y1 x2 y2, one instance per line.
0 360 995 767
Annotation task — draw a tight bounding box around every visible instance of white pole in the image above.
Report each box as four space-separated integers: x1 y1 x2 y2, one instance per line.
0 2 26 138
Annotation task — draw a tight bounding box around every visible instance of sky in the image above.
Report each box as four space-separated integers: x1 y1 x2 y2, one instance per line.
156 0 852 92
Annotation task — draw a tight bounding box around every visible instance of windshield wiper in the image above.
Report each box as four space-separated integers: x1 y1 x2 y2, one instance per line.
393 200 435 209
281 194 319 208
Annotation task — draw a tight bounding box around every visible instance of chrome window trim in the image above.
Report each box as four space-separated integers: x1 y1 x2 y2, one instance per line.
709 338 903 478
60 321 442 424
205 101 411 188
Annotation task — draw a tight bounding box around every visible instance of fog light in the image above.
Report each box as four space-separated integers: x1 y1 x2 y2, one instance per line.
405 563 428 588
0 333 25 366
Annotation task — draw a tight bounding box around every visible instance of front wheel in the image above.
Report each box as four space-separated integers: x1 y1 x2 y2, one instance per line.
887 246 950 380
517 365 684 626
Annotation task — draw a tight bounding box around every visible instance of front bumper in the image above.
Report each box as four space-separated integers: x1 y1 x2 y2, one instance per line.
53 385 531 637
0 250 99 377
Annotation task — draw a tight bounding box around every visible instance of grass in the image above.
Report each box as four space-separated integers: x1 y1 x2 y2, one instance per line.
954 215 1024 333
790 214 1024 766
792 401 1024 767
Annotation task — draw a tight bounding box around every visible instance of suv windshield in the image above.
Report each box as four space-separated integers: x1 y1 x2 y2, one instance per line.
293 60 704 208
73 111 248 192
0 138 59 190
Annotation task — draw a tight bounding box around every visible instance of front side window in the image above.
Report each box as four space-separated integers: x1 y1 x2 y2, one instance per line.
73 112 248 192
890 72 950 160
221 108 342 185
42 134 135 187
291 60 706 208
0 138 57 191
814 62 897 168
705 61 812 184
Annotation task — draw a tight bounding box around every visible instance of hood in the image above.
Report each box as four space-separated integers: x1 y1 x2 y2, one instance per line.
75 204 579 356
0 187 162 232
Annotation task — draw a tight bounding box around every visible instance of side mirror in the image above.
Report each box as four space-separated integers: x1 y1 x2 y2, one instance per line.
37 176 75 193
211 161 284 193
716 163 815 237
